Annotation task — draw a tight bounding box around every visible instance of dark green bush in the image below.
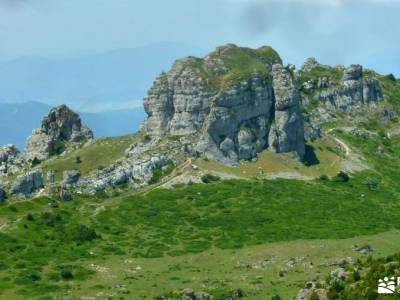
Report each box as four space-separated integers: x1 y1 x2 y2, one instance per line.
201 174 221 183
72 225 100 242
336 171 350 183
60 268 73 280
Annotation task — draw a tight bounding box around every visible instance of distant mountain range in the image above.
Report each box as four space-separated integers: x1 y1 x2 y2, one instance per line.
0 42 206 149
0 102 146 150
0 42 206 111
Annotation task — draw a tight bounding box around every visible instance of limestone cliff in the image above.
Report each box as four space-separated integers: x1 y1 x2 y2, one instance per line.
143 44 305 164
25 105 93 162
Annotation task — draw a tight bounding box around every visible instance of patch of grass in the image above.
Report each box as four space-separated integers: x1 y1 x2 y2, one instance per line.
38 134 140 181
297 65 344 92
186 45 281 91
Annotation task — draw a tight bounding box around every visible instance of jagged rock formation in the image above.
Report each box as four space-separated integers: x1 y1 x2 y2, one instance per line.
299 59 384 141
25 105 93 162
0 144 25 175
143 44 305 165
10 170 44 196
80 154 169 193
268 64 305 159
5 44 388 195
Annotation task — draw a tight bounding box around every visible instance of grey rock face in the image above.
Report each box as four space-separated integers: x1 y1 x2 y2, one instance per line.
142 44 293 165
143 49 307 165
47 170 55 183
25 105 93 162
60 186 72 201
268 64 305 159
81 155 169 193
63 170 81 185
143 57 216 137
0 144 25 175
314 66 383 111
0 183 5 202
10 170 44 196
196 74 275 164
344 64 363 81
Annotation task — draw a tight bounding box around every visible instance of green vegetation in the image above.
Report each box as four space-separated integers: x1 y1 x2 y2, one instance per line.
297 65 344 92
201 173 221 183
379 74 400 110
2 149 400 298
50 138 66 156
325 252 400 299
1 77 400 298
187 45 282 91
38 134 140 181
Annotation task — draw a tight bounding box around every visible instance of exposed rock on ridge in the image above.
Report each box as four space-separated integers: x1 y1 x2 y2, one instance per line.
143 44 305 165
268 64 305 158
0 144 25 175
25 105 93 162
10 170 44 196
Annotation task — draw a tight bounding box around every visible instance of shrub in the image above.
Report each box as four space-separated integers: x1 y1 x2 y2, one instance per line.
51 139 65 156
60 268 73 280
201 174 221 183
26 213 34 221
310 290 320 300
319 174 329 181
365 177 379 190
75 156 82 164
31 157 41 167
72 225 100 242
385 73 396 81
271 295 282 300
336 171 349 183
148 167 163 184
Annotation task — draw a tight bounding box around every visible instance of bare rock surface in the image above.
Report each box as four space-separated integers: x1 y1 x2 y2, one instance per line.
10 170 44 196
0 144 25 175
25 105 93 162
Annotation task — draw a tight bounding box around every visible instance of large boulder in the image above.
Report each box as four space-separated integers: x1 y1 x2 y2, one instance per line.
0 144 25 175
63 170 81 185
25 105 93 162
10 170 44 196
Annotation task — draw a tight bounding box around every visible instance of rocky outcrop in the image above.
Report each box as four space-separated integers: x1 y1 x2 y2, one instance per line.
10 170 44 196
299 62 384 141
196 72 276 164
303 64 383 112
63 170 80 185
80 155 169 193
25 105 93 162
143 44 304 165
0 144 25 175
301 57 319 72
268 64 305 159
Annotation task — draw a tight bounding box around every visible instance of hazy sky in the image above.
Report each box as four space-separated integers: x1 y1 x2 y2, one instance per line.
0 0 399 74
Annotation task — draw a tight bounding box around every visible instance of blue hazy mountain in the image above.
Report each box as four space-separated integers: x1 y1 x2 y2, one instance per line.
0 42 205 111
0 102 146 150
0 42 205 149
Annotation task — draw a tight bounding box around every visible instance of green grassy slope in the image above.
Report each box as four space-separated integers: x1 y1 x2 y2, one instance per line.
1 141 400 299
36 134 140 181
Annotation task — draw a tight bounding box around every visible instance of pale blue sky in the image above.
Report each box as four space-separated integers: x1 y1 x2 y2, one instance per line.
0 0 399 74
